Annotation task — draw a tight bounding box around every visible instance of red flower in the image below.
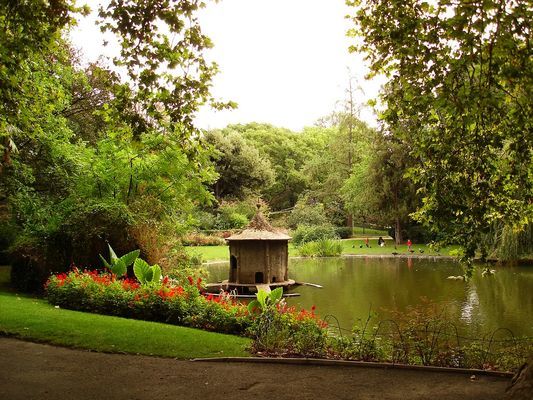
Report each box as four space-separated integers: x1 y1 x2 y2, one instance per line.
187 276 194 285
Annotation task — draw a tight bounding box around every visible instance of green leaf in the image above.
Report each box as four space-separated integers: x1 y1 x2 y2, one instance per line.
119 249 140 267
151 264 161 283
133 258 150 284
99 254 110 269
108 244 118 262
256 290 268 309
111 258 126 277
248 300 260 314
145 268 153 283
270 287 283 304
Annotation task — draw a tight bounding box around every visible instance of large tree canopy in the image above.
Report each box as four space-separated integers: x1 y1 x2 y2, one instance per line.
348 0 532 264
0 0 224 289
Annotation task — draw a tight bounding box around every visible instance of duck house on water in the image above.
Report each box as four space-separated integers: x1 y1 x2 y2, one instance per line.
207 209 310 297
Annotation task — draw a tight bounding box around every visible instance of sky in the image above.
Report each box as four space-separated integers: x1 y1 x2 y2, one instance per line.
70 0 383 132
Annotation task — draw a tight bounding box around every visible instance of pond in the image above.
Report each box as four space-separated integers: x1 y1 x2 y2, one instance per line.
206 257 533 338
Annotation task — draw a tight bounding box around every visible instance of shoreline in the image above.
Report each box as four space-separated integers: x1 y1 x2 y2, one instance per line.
202 253 458 265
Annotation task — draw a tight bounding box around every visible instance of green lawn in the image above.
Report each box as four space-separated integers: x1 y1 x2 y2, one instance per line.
341 239 459 257
0 266 250 358
186 240 459 262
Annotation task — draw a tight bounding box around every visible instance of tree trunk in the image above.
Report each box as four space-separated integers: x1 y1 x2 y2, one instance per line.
505 359 533 400
395 217 402 246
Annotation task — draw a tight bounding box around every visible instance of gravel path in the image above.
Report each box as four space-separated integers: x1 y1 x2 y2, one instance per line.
0 337 510 400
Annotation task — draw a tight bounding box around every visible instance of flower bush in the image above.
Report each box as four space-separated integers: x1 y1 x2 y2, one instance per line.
46 269 250 334
247 289 329 357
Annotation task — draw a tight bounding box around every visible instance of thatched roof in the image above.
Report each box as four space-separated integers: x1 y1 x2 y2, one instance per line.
226 210 291 241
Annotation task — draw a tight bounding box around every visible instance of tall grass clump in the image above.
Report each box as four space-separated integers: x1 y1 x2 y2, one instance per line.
297 239 343 257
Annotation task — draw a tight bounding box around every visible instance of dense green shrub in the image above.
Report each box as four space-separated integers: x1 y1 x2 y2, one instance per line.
335 227 353 239
291 224 339 246
0 216 18 265
181 232 226 246
297 240 343 257
9 201 138 292
212 200 262 230
288 198 330 229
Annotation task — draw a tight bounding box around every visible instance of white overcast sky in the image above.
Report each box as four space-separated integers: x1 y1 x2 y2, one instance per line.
70 0 383 132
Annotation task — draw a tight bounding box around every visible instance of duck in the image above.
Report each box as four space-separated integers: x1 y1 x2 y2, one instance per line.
481 268 496 277
419 249 424 253
392 252 399 256
446 275 465 281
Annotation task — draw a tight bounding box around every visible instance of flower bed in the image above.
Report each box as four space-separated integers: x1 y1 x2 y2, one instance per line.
46 269 250 334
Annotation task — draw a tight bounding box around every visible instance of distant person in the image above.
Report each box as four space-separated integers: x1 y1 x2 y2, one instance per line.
365 237 369 248
407 238 412 252
377 237 385 247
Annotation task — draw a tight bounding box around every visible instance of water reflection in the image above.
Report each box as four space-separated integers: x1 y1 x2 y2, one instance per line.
460 284 479 324
206 257 533 337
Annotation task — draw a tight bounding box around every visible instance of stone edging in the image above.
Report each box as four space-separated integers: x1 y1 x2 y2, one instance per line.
191 356 513 378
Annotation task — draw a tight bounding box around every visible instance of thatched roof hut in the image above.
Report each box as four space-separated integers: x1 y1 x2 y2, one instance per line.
226 210 291 285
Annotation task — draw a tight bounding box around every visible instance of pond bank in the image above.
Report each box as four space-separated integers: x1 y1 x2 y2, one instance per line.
202 253 457 265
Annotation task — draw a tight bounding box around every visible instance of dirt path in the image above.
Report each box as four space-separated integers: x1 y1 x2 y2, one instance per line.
0 337 510 400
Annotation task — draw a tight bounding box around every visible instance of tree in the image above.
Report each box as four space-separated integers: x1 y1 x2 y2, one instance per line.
348 0 532 265
238 123 326 210
0 1 225 290
304 117 375 227
203 129 274 200
342 132 418 244
348 1 532 394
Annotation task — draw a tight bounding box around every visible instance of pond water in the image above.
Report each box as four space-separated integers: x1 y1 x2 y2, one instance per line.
206 257 533 337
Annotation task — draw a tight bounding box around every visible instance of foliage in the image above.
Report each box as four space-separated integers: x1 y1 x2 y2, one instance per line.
342 133 418 244
46 268 250 335
204 130 274 200
303 116 375 226
291 224 339 246
335 227 353 239
98 0 235 140
297 240 344 257
99 244 140 277
247 289 328 357
1 1 224 290
288 196 331 228
238 123 328 210
484 223 533 261
247 288 284 314
326 302 531 372
347 0 533 265
181 233 226 246
133 258 162 285
214 201 251 230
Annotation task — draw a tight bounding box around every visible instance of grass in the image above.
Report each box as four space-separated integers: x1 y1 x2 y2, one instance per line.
341 239 460 257
186 239 459 261
0 266 250 358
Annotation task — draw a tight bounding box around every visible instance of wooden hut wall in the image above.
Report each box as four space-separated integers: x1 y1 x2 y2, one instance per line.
229 241 288 284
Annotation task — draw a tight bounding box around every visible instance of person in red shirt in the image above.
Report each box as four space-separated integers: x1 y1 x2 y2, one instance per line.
407 239 412 251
